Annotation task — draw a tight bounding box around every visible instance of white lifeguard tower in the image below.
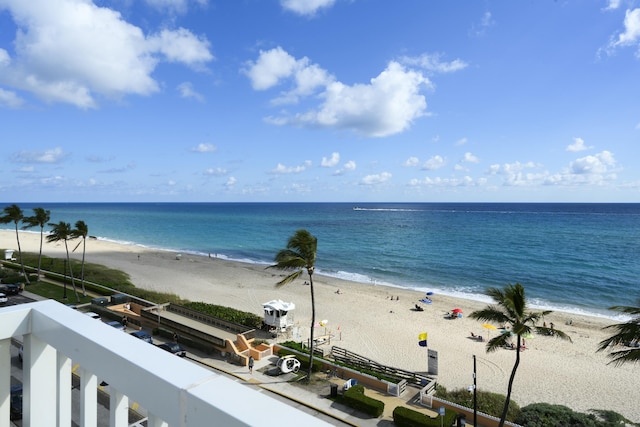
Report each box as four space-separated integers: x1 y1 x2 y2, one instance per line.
262 299 295 333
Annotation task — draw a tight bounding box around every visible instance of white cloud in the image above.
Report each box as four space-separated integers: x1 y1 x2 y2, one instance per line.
455 137 468 146
204 167 227 176
343 160 356 170
360 172 392 185
246 48 431 137
144 0 208 14
469 11 495 37
422 155 445 171
606 8 640 56
399 52 468 74
321 152 340 167
569 150 616 175
225 176 236 187
604 0 621 10
462 152 479 163
271 160 312 174
11 147 67 163
566 137 592 152
404 156 419 167
280 0 335 16
0 0 213 108
190 143 217 153
243 47 299 90
177 82 204 101
0 88 24 108
243 47 333 104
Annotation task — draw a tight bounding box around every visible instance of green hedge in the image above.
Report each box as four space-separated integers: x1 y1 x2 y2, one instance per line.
182 302 263 329
393 406 457 427
343 384 384 418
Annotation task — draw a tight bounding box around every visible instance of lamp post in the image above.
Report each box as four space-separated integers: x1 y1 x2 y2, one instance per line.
473 354 477 427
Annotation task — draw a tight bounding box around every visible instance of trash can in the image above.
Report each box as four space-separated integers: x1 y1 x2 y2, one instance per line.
330 383 338 398
456 413 466 427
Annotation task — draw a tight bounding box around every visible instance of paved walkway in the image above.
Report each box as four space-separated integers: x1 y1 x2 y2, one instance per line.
182 344 441 427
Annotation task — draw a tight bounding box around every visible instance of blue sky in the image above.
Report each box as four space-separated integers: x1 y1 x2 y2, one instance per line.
1 0 639 203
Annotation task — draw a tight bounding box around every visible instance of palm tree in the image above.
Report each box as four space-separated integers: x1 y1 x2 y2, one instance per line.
268 229 318 382
597 302 640 366
22 207 51 279
72 220 89 296
0 204 30 284
469 283 572 427
46 221 80 302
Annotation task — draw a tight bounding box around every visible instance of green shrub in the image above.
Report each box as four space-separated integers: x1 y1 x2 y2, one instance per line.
393 406 457 427
0 274 25 284
435 385 520 422
182 302 262 328
343 384 384 418
515 403 612 427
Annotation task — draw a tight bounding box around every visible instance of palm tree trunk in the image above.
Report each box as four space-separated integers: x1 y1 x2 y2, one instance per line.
307 273 316 382
14 223 30 285
80 239 87 296
499 335 522 427
64 241 80 302
37 226 44 278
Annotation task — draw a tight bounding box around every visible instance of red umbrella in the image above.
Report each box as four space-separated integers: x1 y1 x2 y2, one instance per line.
452 308 463 314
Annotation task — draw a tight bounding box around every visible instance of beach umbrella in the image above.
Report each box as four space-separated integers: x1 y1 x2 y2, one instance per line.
452 308 463 314
482 323 497 339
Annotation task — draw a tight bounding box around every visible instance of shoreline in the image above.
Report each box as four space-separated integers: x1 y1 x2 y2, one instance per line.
4 228 628 323
2 229 639 422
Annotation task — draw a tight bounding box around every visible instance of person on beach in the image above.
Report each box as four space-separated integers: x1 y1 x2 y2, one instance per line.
248 356 254 374
335 289 342 294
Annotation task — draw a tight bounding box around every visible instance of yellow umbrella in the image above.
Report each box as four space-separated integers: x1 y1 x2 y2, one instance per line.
482 323 497 340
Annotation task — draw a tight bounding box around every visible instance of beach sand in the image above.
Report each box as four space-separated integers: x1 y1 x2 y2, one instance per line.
2 230 639 422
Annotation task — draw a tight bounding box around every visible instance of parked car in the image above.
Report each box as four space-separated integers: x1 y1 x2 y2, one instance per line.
106 320 125 331
10 384 22 420
83 312 101 321
157 342 186 357
3 283 22 295
0 293 7 304
130 331 153 344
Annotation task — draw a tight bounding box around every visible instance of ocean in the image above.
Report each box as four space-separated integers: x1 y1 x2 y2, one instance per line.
6 202 639 320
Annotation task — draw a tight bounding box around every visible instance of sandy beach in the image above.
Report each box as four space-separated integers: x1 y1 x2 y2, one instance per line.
2 230 639 422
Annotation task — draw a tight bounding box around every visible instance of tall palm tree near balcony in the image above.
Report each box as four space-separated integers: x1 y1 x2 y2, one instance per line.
470 283 571 426
598 302 640 366
72 220 89 296
22 207 51 279
47 221 80 302
269 229 318 382
0 204 30 284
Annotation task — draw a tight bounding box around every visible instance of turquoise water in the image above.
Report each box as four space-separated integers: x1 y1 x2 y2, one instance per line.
8 202 640 320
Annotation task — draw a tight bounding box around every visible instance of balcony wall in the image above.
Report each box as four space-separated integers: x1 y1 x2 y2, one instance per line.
0 300 329 427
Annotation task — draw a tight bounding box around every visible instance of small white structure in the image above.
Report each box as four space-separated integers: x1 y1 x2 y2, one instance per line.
276 355 301 374
4 249 15 261
262 299 295 331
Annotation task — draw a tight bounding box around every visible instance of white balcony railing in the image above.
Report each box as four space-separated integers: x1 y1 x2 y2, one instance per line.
0 300 330 427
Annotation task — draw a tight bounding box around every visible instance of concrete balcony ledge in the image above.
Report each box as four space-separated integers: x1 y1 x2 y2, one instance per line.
1 300 330 426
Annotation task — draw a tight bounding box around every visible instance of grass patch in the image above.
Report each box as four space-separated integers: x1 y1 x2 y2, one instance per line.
26 280 94 305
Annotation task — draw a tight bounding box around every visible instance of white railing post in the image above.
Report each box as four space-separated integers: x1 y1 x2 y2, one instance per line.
57 353 72 427
0 338 10 422
110 389 128 427
148 413 169 427
24 334 58 426
79 367 98 427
